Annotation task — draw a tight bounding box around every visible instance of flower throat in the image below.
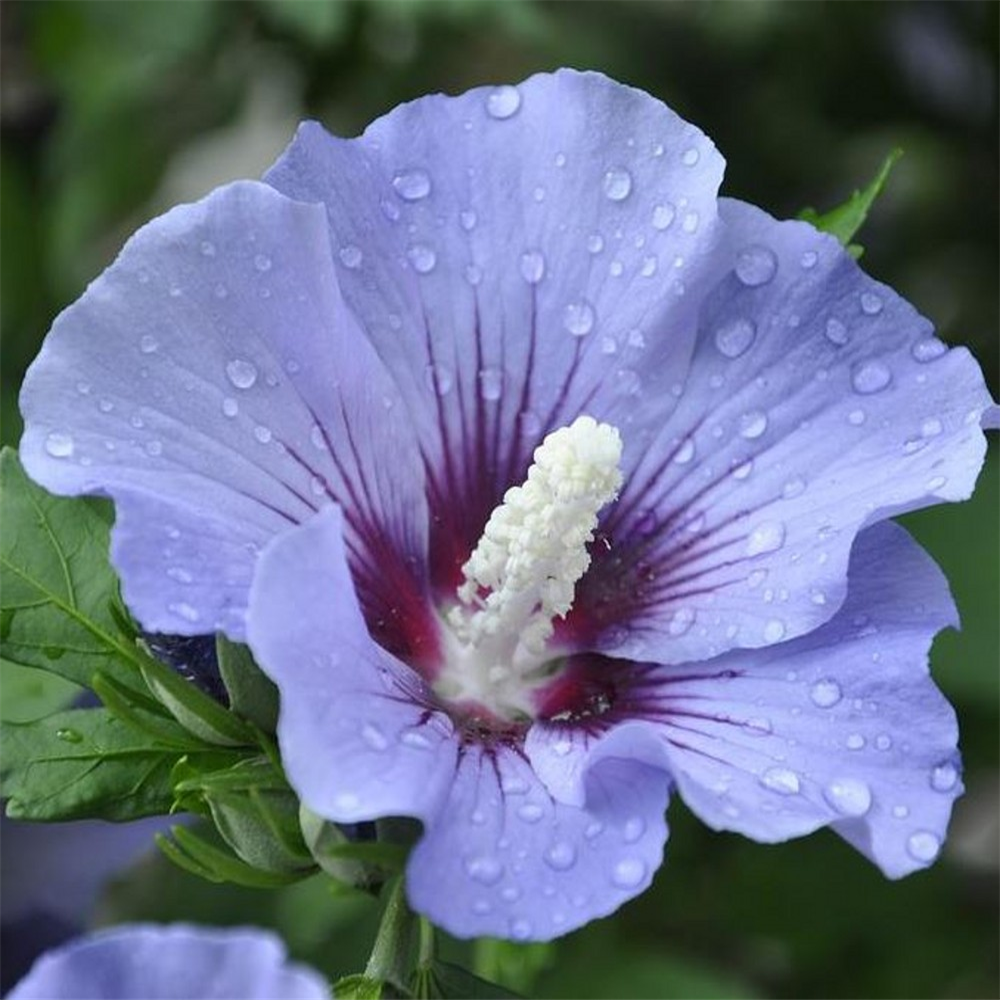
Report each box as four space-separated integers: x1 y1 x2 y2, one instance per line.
435 415 623 722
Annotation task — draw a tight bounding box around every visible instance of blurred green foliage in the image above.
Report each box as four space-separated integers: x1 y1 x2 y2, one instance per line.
1 1 997 998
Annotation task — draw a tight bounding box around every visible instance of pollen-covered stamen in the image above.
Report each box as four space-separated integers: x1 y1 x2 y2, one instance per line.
437 415 623 719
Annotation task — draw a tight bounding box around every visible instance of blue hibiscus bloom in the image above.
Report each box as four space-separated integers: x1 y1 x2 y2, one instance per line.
7 924 329 999
19 71 996 942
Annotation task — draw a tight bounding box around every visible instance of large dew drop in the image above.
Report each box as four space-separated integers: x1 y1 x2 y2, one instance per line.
226 359 258 390
563 300 596 337
392 168 432 201
735 245 778 287
603 167 633 202
714 317 757 359
485 85 521 120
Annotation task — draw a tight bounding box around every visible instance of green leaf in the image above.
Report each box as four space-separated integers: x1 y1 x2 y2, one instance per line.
216 634 280 733
0 706 198 821
798 148 902 257
301 806 407 890
0 660 81 722
172 754 315 876
0 448 146 695
136 643 255 747
414 962 521 999
92 670 210 747
334 974 384 999
156 823 305 889
472 939 551 996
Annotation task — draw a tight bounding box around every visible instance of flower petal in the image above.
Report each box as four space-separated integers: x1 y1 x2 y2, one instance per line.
8 924 330 1000
407 744 669 942
264 69 725 587
247 504 457 824
571 199 995 665
537 521 963 878
20 181 429 642
1 815 168 926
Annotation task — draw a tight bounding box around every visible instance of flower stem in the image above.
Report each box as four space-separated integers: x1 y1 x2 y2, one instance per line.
364 876 416 991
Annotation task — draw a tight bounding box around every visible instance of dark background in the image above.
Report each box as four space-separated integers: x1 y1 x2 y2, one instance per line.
1 2 997 997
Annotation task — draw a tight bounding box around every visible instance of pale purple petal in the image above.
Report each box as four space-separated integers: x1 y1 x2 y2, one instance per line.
406 744 669 941
533 522 963 878
246 504 457 823
20 181 429 642
1 816 167 926
570 199 995 665
8 924 329 999
264 69 725 586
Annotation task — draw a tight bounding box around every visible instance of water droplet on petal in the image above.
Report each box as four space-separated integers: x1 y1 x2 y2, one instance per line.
852 360 892 394
544 842 577 871
681 211 700 233
339 245 363 269
907 830 940 863
735 245 778 286
603 167 633 201
380 198 401 222
520 249 546 284
253 425 272 444
508 918 533 941
824 318 849 346
393 168 432 201
875 733 893 751
586 233 605 254
810 679 842 708
226 359 258 390
920 417 943 438
760 767 800 794
408 244 437 274
782 477 806 499
930 761 958 792
584 821 604 840
145 440 163 457
847 408 867 426
622 817 646 843
673 437 695 464
425 364 453 396
168 601 200 623
464 263 483 286
763 618 786 642
478 367 504 401
739 410 768 439
681 146 700 166
460 209 477 231
846 733 866 750
824 778 872 816
486 84 521 119
44 432 74 458
611 858 647 889
361 723 388 751
253 254 272 273
745 717 773 736
668 607 695 636
465 855 504 885
800 250 818 269
139 334 158 354
714 317 757 359
746 521 786 557
563 300 595 337
517 803 544 824
651 203 676 230
640 256 658 278
912 337 946 363
860 291 883 315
